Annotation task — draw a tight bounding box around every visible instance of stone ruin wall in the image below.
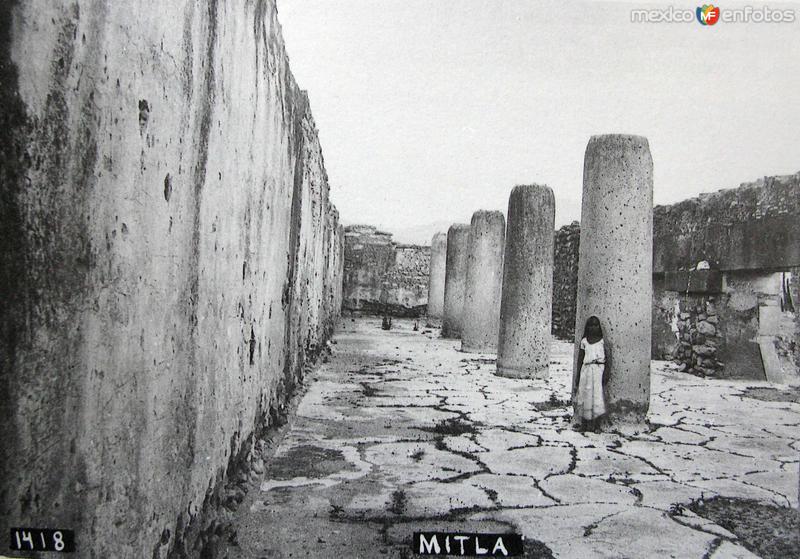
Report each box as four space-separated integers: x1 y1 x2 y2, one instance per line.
342 225 430 317
551 172 800 380
340 174 798 381
0 2 342 558
384 244 431 316
342 225 395 314
652 173 799 380
552 221 580 340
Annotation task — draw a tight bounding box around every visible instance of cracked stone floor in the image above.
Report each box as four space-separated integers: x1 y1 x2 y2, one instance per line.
224 318 800 559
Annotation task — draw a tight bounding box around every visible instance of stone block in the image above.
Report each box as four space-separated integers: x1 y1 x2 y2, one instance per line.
697 321 716 336
693 345 716 357
663 269 723 294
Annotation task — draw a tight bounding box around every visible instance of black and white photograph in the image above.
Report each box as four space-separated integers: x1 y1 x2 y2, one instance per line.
1 1 799 557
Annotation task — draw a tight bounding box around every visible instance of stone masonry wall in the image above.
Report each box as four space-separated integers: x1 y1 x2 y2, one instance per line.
792 268 800 371
653 173 800 273
342 225 430 317
0 2 341 558
669 294 725 377
383 244 431 316
342 225 396 314
552 221 580 340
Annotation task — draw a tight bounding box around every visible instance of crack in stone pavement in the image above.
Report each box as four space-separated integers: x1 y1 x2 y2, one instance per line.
222 318 800 558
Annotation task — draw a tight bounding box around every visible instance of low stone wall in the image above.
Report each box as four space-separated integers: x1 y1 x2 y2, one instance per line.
342 226 430 317
659 290 725 377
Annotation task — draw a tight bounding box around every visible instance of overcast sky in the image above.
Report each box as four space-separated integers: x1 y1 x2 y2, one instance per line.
277 0 800 236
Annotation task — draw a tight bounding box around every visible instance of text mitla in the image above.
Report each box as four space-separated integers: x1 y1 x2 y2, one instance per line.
413 532 523 556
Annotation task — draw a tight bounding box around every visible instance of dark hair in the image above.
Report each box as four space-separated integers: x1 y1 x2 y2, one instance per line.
582 315 603 338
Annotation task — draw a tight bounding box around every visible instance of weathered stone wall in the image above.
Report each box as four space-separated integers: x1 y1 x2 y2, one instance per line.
656 289 727 377
0 2 341 558
333 223 345 324
342 225 395 313
653 270 798 379
342 225 430 317
383 244 431 316
792 268 800 371
552 221 580 340
651 175 799 379
653 173 800 273
426 232 447 322
552 174 799 380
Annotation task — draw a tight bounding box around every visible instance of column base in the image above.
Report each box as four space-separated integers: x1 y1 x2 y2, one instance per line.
495 363 549 379
460 343 498 354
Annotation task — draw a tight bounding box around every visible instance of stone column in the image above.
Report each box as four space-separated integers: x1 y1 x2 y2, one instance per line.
461 211 506 353
497 184 555 378
573 134 653 425
442 224 470 338
426 232 447 325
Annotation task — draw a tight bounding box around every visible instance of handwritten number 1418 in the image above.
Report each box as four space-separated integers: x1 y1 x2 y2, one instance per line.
10 528 74 552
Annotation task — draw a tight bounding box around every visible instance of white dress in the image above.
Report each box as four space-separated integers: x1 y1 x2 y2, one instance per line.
575 337 606 420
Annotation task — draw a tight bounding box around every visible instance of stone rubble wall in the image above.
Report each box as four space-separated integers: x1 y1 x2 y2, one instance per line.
664 293 725 377
792 268 800 371
652 270 800 380
342 225 430 317
552 221 580 340
0 2 341 557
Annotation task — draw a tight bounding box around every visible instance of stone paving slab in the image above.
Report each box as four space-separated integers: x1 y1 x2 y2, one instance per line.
224 318 800 558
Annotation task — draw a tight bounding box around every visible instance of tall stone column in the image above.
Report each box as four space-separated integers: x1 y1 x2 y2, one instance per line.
426 232 447 325
461 211 506 353
573 134 653 425
442 224 470 338
497 184 555 378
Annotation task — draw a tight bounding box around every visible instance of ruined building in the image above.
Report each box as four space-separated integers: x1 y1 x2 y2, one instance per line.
0 2 342 557
552 221 580 340
341 173 798 383
342 225 430 317
652 173 799 381
552 172 800 381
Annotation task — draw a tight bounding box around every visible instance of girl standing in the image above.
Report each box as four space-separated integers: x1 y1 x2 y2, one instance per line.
574 316 610 433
